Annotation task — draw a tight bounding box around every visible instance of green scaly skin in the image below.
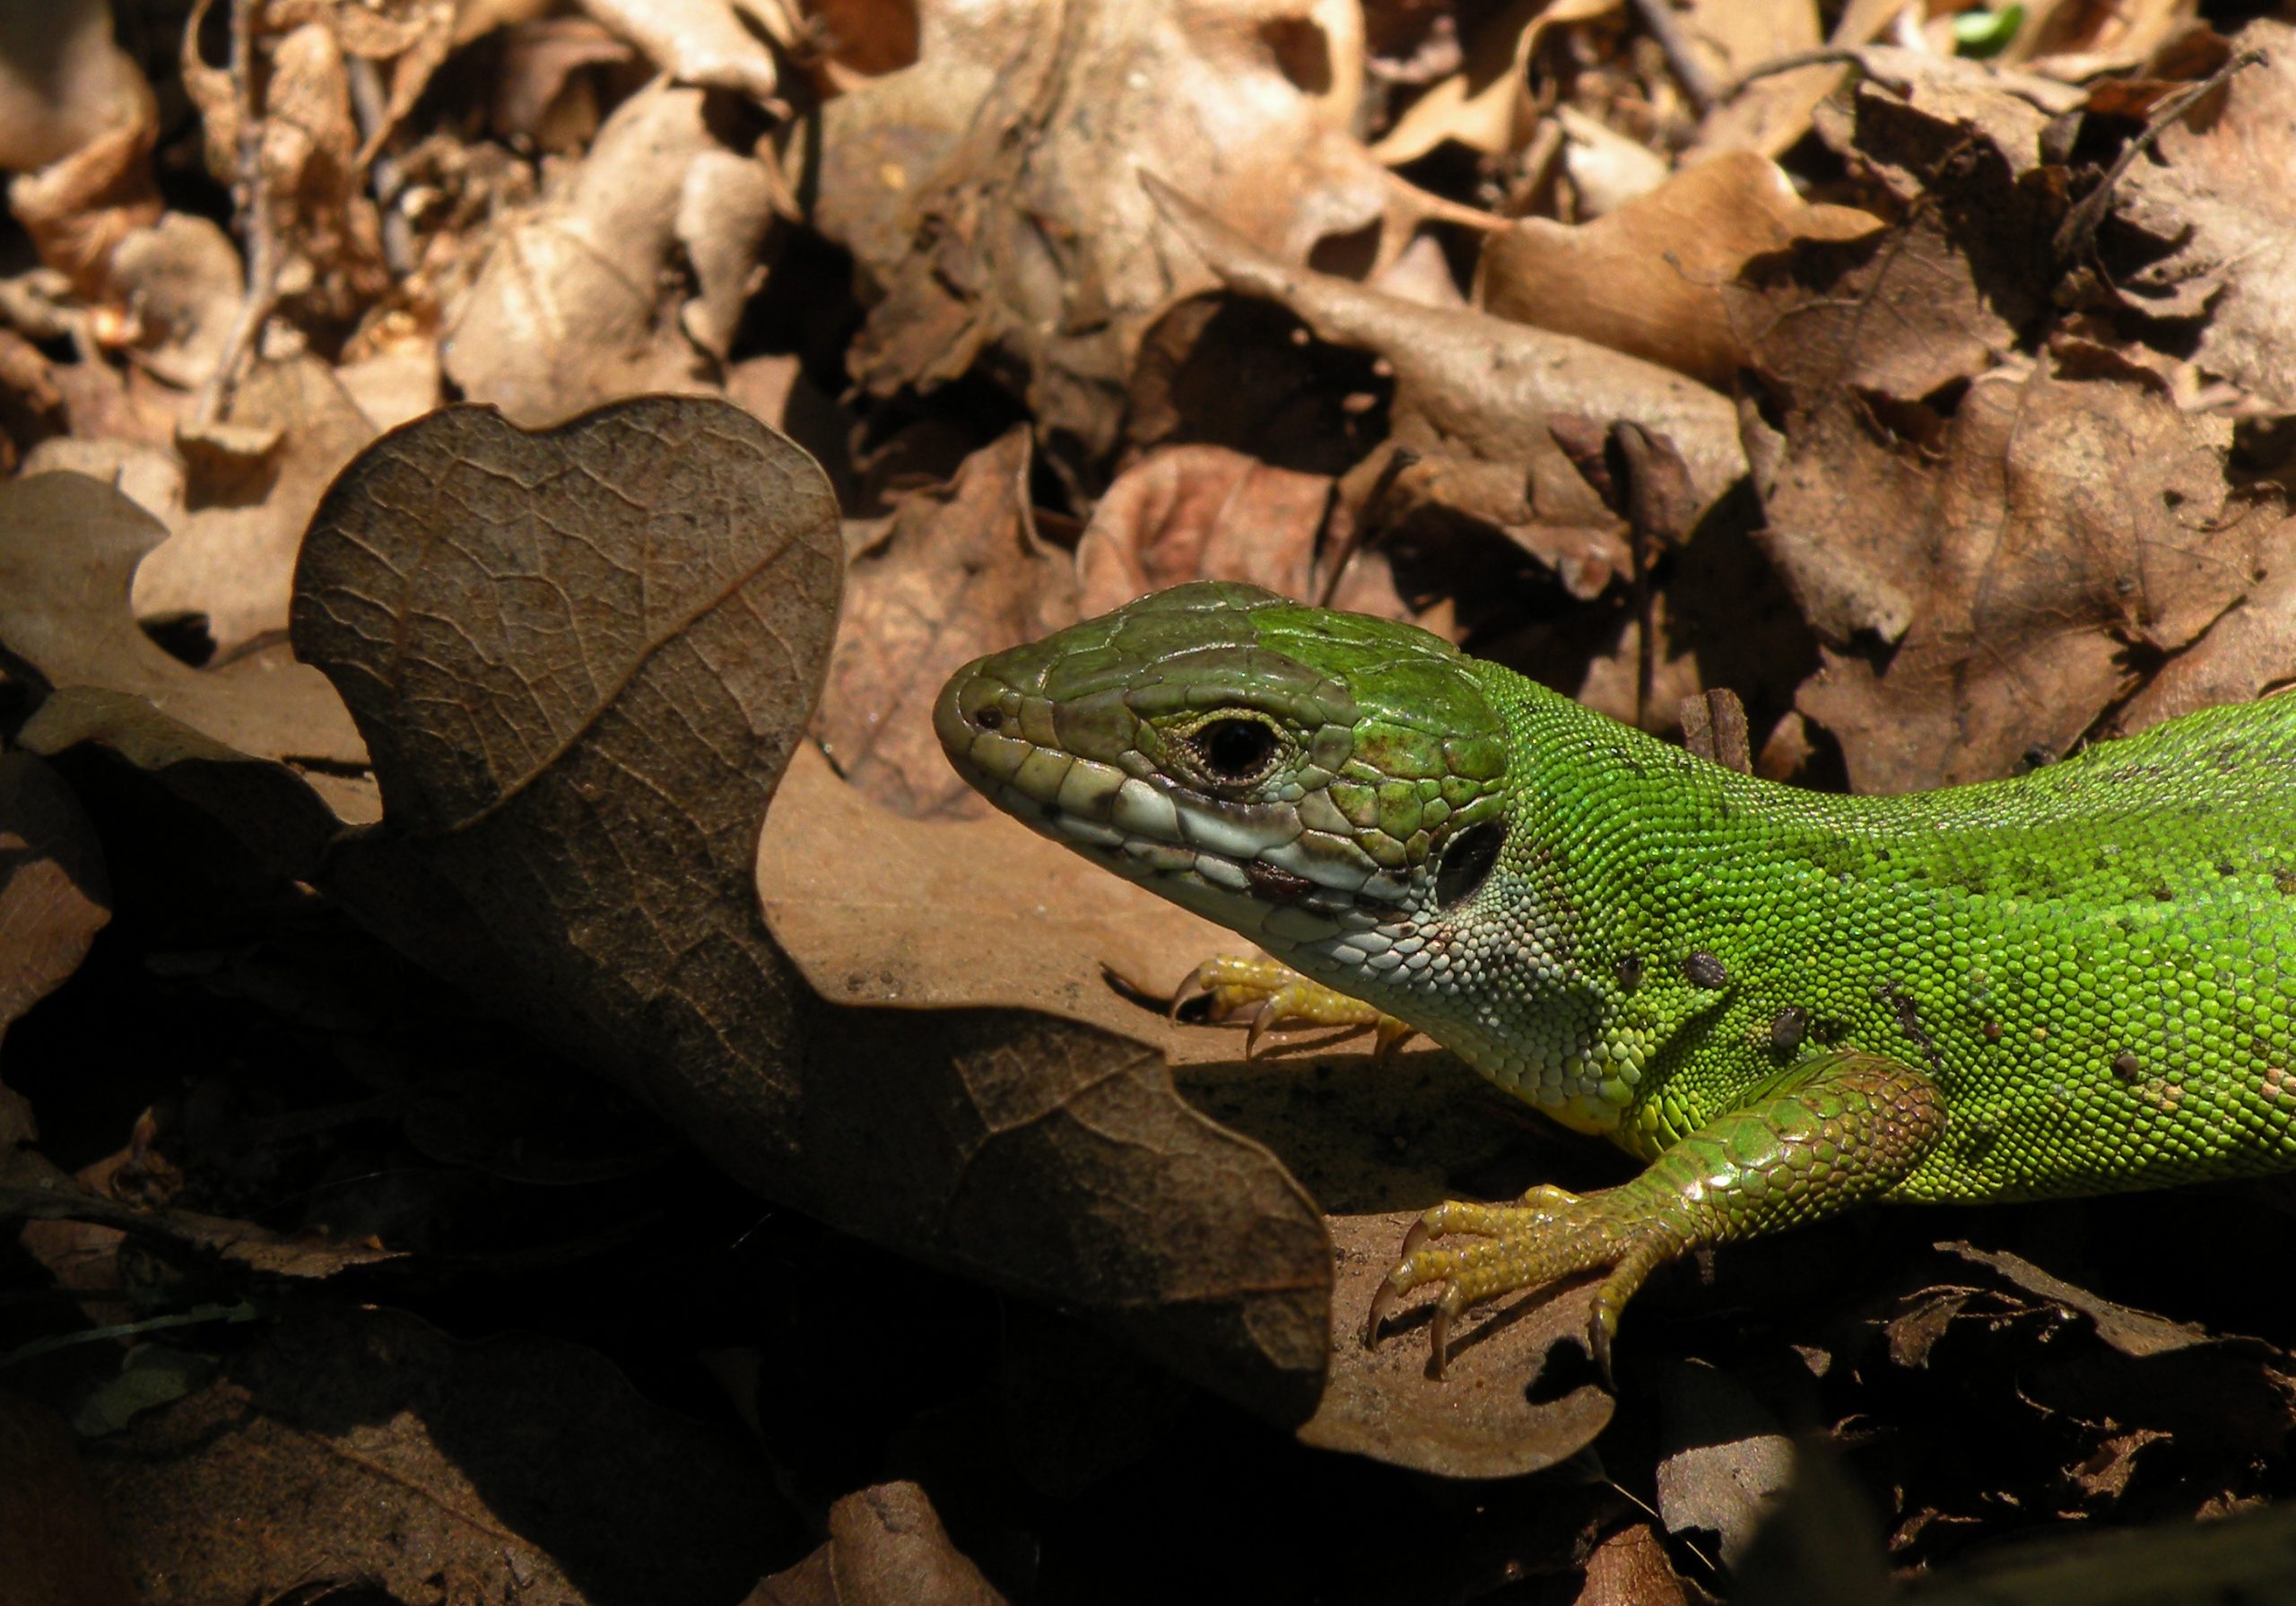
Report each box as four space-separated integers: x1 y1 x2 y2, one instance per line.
934 581 2296 1378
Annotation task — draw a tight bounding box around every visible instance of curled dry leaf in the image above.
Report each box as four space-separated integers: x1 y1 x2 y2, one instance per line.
1371 0 1615 164
1150 176 1744 594
1075 444 1407 622
581 0 782 103
1996 0 2198 78
1479 151 1881 391
1300 1211 1615 1477
441 81 764 424
0 0 161 296
1938 1243 2225 1360
815 429 1076 820
756 1482 1005 1606
809 0 1414 477
1758 355 2294 792
2109 22 2296 416
0 470 364 769
0 752 110 1045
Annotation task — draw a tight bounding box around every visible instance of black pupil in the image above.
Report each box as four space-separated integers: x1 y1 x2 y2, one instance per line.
1199 719 1277 780
1434 820 1505 910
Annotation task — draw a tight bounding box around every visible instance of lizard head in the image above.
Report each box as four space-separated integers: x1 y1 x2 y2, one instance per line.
935 581 1513 957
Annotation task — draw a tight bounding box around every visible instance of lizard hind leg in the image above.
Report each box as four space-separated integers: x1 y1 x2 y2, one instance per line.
1365 1049 1950 1383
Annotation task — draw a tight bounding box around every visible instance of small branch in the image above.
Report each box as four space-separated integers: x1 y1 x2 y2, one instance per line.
1628 0 1723 117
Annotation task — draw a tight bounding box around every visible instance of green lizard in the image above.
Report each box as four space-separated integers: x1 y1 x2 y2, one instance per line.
935 581 2296 1379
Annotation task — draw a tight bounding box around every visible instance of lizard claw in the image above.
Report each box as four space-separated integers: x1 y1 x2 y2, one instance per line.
1361 1186 1656 1385
1170 956 1417 1057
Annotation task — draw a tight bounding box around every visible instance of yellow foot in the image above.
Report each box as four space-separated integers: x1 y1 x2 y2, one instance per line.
1361 1186 1683 1385
1361 1050 1950 1386
1172 956 1417 1057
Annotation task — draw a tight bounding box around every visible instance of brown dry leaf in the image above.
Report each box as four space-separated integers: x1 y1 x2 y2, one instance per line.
83 1305 797 1606
1300 1211 1615 1476
1999 0 2197 78
2109 22 2296 416
1938 1244 2221 1359
2109 554 2296 735
1371 0 1616 164
0 752 110 1046
5 117 161 304
810 0 1427 479
1683 0 1818 106
0 470 364 769
131 353 378 656
1688 0 1877 160
2 1140 401 1280
1479 150 1882 390
485 15 637 148
582 0 784 102
1757 355 2290 792
0 0 155 174
178 4 388 322
1575 1523 1692 1606
292 394 839 1144
441 81 770 424
818 428 1078 820
18 685 369 860
1 1 161 298
104 213 243 393
751 1482 1006 1606
789 1002 1333 1421
1075 444 1406 621
1554 108 1669 217
1754 64 2069 412
1809 44 2085 194
295 395 1330 1428
1152 177 1744 593
1650 1359 1794 1568
759 742 1229 1035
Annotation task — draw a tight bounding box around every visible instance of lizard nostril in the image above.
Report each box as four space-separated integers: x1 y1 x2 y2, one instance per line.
974 707 1004 731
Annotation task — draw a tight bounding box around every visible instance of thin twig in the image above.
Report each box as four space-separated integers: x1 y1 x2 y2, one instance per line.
192 0 283 427
345 55 414 277
1720 45 1875 100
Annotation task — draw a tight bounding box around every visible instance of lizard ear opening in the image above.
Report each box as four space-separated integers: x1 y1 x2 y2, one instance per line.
1433 819 1505 910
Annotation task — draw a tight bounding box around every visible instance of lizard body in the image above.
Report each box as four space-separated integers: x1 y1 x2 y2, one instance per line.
935 581 2296 1373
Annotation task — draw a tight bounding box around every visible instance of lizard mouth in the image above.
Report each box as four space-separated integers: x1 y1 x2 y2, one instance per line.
978 772 1387 917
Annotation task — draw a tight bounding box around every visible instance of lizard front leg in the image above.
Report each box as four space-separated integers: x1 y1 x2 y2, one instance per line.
1366 1049 1949 1381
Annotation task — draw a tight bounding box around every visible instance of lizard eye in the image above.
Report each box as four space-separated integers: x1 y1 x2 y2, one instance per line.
1187 717 1283 785
1434 819 1505 909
